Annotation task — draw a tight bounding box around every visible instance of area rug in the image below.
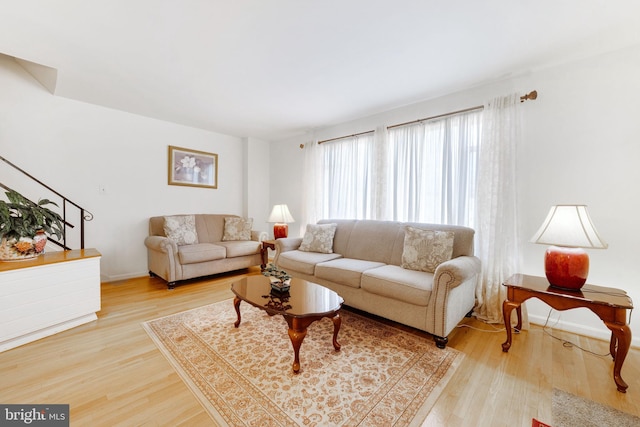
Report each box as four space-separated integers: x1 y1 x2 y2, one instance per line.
551 388 640 427
142 299 462 426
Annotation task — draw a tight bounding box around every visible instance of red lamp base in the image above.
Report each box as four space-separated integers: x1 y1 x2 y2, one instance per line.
544 245 589 290
273 223 288 239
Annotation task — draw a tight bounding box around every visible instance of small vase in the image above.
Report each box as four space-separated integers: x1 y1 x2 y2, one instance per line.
33 230 47 254
0 237 38 261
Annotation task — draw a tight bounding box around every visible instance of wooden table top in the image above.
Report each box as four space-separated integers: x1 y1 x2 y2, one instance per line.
503 274 633 309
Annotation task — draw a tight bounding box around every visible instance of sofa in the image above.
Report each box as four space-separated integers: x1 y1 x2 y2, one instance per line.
145 214 266 289
273 219 481 348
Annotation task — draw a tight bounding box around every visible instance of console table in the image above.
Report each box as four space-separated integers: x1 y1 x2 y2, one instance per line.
501 274 633 392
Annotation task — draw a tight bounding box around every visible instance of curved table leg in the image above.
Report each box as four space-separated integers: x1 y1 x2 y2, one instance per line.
331 313 341 351
287 323 307 374
605 322 631 393
502 300 520 352
233 297 241 328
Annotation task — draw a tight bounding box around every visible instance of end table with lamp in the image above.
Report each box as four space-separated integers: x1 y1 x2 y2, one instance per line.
502 205 632 393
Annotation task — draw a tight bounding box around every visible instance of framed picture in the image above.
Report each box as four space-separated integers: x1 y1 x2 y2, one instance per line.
168 145 218 189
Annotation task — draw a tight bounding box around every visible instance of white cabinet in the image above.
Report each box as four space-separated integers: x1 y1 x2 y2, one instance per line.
0 249 101 352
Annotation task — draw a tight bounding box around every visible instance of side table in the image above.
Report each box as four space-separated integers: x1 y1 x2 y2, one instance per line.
501 274 633 393
261 239 276 270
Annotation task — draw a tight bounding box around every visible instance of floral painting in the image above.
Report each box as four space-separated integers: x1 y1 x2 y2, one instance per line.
168 145 218 188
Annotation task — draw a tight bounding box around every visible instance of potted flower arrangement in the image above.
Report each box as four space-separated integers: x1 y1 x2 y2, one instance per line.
0 189 64 261
262 263 292 292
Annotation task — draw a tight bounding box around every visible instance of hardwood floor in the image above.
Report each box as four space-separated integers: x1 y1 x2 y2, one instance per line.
1 268 637 426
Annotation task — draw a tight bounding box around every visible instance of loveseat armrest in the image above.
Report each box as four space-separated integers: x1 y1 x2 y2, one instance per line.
144 235 178 254
251 230 269 242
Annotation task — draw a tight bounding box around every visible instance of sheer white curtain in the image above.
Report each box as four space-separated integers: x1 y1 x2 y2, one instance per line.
474 93 522 324
386 110 481 226
303 133 377 224
302 139 321 229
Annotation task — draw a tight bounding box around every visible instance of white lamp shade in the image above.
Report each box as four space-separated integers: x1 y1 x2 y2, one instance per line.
268 204 295 223
530 205 607 249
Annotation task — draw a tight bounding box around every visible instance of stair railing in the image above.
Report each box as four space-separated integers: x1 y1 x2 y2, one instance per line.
0 155 93 250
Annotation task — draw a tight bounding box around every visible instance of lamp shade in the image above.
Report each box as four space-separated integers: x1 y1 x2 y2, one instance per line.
530 205 607 249
268 204 295 224
268 204 295 239
531 205 607 290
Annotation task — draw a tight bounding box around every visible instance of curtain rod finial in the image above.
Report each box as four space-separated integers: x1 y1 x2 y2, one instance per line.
520 90 538 102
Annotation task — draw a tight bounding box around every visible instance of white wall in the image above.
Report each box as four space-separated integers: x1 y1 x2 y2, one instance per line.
0 54 248 282
271 45 640 347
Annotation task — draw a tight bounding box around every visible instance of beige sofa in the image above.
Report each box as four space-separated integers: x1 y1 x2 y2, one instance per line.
145 214 266 289
273 219 481 348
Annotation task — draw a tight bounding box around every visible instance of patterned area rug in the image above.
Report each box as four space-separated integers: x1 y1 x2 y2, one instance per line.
552 388 640 427
143 299 462 426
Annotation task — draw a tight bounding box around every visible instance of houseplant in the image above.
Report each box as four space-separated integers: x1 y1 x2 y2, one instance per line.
0 189 64 260
262 263 292 292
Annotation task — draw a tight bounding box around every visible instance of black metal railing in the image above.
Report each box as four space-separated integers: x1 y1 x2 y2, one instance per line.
0 155 93 250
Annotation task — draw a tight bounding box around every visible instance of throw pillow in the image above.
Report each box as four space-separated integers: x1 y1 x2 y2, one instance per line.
222 217 253 241
163 215 199 245
401 226 454 273
299 223 337 254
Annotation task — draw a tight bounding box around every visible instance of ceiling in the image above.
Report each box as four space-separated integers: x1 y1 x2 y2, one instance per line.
2 1 640 141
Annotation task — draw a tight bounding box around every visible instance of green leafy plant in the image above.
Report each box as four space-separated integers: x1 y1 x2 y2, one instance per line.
261 263 291 282
0 189 64 241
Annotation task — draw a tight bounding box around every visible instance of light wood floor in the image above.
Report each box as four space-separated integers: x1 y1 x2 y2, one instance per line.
1 268 638 426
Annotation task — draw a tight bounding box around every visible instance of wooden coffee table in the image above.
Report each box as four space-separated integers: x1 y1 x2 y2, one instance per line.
231 275 344 373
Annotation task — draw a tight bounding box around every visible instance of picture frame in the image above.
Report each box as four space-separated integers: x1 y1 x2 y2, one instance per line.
168 145 218 189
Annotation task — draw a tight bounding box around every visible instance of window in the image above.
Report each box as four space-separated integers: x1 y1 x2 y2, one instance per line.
386 110 481 226
318 133 376 219
311 109 482 227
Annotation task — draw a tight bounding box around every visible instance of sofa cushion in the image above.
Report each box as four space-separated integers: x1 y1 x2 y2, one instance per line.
361 265 433 306
315 258 386 289
277 250 342 275
222 217 253 241
164 215 199 245
299 223 337 253
401 226 454 273
178 243 226 264
216 241 261 257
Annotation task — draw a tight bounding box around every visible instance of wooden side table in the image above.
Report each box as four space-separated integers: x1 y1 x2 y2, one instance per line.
502 274 633 393
261 239 276 270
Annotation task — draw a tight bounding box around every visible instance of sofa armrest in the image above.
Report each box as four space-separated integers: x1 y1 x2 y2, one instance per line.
273 237 303 265
144 236 178 254
251 230 269 242
275 237 303 252
434 255 481 289
427 255 481 339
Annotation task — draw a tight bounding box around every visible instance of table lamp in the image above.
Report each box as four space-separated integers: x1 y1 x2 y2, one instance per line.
530 205 607 290
268 204 295 239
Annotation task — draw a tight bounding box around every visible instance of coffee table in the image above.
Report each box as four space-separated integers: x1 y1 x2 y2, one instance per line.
231 275 344 373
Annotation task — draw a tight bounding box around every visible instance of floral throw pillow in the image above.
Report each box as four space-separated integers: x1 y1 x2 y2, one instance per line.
222 217 253 241
401 226 454 273
299 223 337 254
163 215 199 245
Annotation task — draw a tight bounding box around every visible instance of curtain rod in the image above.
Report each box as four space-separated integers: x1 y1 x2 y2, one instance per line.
317 129 375 145
387 90 538 130
301 90 538 147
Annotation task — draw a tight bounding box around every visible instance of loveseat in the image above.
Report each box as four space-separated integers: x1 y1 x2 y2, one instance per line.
273 219 481 348
145 214 266 289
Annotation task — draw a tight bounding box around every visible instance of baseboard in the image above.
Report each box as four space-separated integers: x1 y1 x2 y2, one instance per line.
529 313 639 349
101 270 150 283
0 314 97 353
